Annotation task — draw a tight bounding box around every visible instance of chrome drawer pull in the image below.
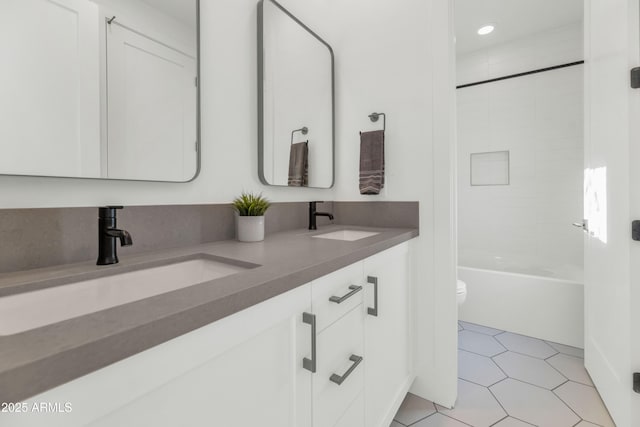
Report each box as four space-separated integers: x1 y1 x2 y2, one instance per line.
330 354 363 385
367 276 378 316
329 285 362 304
302 312 316 373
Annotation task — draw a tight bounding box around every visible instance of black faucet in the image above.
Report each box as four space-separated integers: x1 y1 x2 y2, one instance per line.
97 206 133 265
309 201 334 230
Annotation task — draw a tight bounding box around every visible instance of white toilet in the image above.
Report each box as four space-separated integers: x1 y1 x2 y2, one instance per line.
457 279 467 306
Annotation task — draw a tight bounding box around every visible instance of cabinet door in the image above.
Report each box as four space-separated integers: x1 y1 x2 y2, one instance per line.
88 311 312 427
363 242 412 427
5 285 312 427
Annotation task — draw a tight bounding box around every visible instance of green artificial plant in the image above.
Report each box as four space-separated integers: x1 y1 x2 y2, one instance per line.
232 192 271 216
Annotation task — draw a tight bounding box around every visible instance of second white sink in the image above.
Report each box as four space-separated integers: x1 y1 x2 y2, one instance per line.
312 230 380 241
0 255 255 336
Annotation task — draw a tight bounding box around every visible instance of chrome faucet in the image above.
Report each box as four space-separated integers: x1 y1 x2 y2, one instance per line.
97 206 133 265
309 201 334 230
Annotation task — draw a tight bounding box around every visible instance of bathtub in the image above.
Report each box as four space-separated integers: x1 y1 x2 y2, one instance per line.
458 266 584 348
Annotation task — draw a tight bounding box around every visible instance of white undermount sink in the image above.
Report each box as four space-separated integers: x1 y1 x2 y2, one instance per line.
312 229 380 241
0 255 255 336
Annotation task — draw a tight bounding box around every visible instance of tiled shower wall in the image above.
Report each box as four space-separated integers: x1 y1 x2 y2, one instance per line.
456 23 584 281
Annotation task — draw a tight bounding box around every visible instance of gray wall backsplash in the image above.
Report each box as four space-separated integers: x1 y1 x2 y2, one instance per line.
0 201 417 274
332 202 419 229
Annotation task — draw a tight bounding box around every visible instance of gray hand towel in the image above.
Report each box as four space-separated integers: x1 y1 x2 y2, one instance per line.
359 130 385 195
288 141 309 187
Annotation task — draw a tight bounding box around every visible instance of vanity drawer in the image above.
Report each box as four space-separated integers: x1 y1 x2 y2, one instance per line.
313 305 364 427
312 261 364 332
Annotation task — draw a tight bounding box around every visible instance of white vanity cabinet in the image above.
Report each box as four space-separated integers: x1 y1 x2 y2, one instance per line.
363 242 413 427
5 241 413 427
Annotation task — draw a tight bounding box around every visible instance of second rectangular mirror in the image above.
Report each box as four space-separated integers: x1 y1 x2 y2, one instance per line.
258 0 334 188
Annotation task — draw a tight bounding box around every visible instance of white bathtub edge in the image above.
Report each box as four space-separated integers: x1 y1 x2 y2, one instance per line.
458 266 584 348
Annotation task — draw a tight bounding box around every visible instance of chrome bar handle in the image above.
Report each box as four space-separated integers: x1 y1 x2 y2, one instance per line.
302 312 316 373
367 276 379 316
329 285 362 304
330 355 363 385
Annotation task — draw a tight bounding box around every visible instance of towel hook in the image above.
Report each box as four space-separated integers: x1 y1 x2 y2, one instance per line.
291 126 309 145
368 112 386 132
107 16 117 25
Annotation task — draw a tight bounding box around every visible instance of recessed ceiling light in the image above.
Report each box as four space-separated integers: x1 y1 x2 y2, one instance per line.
477 25 495 36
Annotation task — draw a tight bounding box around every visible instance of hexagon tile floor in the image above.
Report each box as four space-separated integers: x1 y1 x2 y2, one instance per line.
390 321 616 427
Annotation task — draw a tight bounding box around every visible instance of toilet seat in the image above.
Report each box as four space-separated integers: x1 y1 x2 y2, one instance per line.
457 280 467 294
457 280 467 306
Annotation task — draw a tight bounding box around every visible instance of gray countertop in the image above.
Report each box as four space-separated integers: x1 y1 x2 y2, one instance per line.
0 225 417 402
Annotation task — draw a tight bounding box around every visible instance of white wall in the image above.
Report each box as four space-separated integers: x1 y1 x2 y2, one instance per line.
0 0 458 407
457 24 585 282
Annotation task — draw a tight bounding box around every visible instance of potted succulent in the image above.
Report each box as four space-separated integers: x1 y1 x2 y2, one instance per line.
232 192 271 242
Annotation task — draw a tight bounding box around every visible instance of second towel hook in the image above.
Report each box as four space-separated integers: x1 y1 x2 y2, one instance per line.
291 126 309 145
368 112 386 132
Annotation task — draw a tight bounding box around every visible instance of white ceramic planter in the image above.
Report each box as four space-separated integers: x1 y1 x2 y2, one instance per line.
236 215 265 242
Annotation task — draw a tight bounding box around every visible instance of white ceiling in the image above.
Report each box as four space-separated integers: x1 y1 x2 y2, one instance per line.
455 0 583 55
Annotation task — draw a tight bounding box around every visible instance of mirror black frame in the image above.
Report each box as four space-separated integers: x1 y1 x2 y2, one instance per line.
257 0 335 189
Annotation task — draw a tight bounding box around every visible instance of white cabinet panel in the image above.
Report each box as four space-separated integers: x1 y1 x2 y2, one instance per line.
363 242 413 427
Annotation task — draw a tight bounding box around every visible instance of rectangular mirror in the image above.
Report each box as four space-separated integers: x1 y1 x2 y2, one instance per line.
0 0 199 182
258 0 334 188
